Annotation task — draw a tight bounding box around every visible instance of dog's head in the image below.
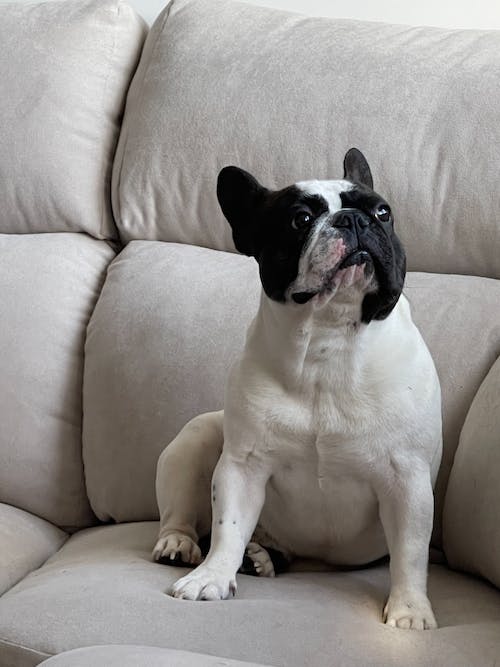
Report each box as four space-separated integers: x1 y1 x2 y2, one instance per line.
217 149 406 323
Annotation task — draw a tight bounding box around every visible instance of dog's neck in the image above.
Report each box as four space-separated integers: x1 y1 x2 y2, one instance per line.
246 289 368 388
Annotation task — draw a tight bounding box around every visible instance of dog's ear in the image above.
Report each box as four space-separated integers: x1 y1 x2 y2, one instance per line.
343 148 374 190
361 237 406 323
217 166 268 257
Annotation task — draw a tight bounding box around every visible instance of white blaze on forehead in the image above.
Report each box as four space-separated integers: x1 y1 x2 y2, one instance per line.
295 179 355 214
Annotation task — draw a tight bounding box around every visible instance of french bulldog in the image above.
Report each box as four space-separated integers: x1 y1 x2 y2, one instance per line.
153 148 442 629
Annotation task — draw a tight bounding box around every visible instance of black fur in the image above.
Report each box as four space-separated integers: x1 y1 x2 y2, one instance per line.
339 186 406 323
217 149 406 322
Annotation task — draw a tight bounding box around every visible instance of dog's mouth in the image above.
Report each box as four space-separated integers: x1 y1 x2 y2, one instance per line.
291 250 372 304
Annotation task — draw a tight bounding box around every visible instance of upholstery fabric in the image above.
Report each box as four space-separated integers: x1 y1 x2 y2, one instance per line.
443 355 500 589
83 242 260 522
0 0 146 239
0 233 115 529
113 0 500 281
1 522 500 667
82 241 500 546
0 504 67 597
404 273 500 545
39 645 271 666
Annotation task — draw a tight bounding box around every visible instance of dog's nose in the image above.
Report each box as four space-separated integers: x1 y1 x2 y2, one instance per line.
330 208 370 231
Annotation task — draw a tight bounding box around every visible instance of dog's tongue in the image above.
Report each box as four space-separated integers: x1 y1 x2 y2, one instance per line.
292 291 317 304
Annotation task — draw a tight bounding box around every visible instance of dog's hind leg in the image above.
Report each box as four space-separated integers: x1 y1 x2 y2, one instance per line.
239 526 292 577
153 411 223 566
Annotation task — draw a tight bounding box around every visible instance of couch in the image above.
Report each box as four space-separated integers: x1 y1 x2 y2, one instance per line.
1 0 500 665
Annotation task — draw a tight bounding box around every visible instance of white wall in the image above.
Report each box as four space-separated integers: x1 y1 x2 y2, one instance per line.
2 0 500 29
128 0 500 29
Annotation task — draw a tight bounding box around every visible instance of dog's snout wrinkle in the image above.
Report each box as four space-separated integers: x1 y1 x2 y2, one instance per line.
330 208 370 236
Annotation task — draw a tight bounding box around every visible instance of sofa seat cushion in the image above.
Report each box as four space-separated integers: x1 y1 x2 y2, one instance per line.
83 241 500 549
39 645 270 666
0 233 115 529
0 0 146 239
0 522 500 667
0 503 67 597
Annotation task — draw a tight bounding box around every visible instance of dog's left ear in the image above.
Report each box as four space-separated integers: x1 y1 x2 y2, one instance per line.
343 148 374 190
217 166 268 257
361 238 406 323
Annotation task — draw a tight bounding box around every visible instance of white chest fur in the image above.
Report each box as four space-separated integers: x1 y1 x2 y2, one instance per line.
223 290 442 564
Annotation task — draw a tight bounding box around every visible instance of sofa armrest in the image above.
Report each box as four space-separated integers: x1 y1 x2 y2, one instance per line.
443 355 500 589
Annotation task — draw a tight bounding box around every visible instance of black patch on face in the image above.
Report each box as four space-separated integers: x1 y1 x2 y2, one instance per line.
256 188 328 302
339 187 406 323
217 166 328 302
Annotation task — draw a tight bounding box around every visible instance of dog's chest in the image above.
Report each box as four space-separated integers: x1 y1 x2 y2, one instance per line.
255 350 390 562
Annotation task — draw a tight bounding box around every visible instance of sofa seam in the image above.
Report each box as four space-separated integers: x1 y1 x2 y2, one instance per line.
79 244 120 523
99 0 120 241
113 0 175 244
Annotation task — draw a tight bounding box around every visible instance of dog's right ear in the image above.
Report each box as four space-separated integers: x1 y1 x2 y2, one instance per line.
217 166 268 257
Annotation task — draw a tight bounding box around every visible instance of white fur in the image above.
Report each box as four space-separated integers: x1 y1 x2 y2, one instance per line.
155 180 442 629
295 179 354 211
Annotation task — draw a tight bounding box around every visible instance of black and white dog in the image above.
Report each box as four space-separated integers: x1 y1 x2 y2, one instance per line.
154 149 442 630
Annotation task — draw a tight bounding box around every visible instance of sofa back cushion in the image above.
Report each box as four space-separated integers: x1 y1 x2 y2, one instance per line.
113 0 500 279
0 234 115 530
0 0 146 239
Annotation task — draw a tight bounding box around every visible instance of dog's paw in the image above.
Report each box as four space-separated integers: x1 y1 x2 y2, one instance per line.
241 542 275 577
152 532 202 566
170 564 237 600
383 591 437 630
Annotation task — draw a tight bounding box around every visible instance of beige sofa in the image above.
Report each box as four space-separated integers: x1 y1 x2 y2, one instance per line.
1 0 500 665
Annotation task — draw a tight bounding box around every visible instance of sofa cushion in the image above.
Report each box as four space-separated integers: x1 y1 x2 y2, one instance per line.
39 645 270 666
443 355 500 589
0 503 67 597
83 242 260 522
82 241 500 546
113 0 500 280
0 233 115 529
403 273 500 544
0 0 146 239
0 522 500 667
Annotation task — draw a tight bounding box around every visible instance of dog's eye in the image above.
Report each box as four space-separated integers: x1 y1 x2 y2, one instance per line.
375 205 391 223
291 211 312 230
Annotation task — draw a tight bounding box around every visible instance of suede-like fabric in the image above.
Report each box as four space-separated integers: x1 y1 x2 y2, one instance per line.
113 0 500 281
39 645 271 666
82 242 500 544
0 0 146 239
83 242 260 522
443 355 500 589
1 522 500 667
404 274 500 545
0 234 115 529
0 504 67 597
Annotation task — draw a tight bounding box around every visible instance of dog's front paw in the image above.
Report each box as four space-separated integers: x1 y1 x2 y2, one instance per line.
383 591 437 630
152 532 202 566
170 564 237 601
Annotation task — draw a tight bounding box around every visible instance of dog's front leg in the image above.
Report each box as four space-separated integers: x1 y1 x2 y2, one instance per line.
170 450 269 601
377 460 437 629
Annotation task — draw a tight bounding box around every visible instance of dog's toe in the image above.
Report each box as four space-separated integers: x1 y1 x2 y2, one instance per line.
240 542 275 577
170 565 237 601
383 592 437 630
152 532 202 566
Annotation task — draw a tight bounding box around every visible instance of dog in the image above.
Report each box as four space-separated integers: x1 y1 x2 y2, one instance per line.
153 148 442 630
